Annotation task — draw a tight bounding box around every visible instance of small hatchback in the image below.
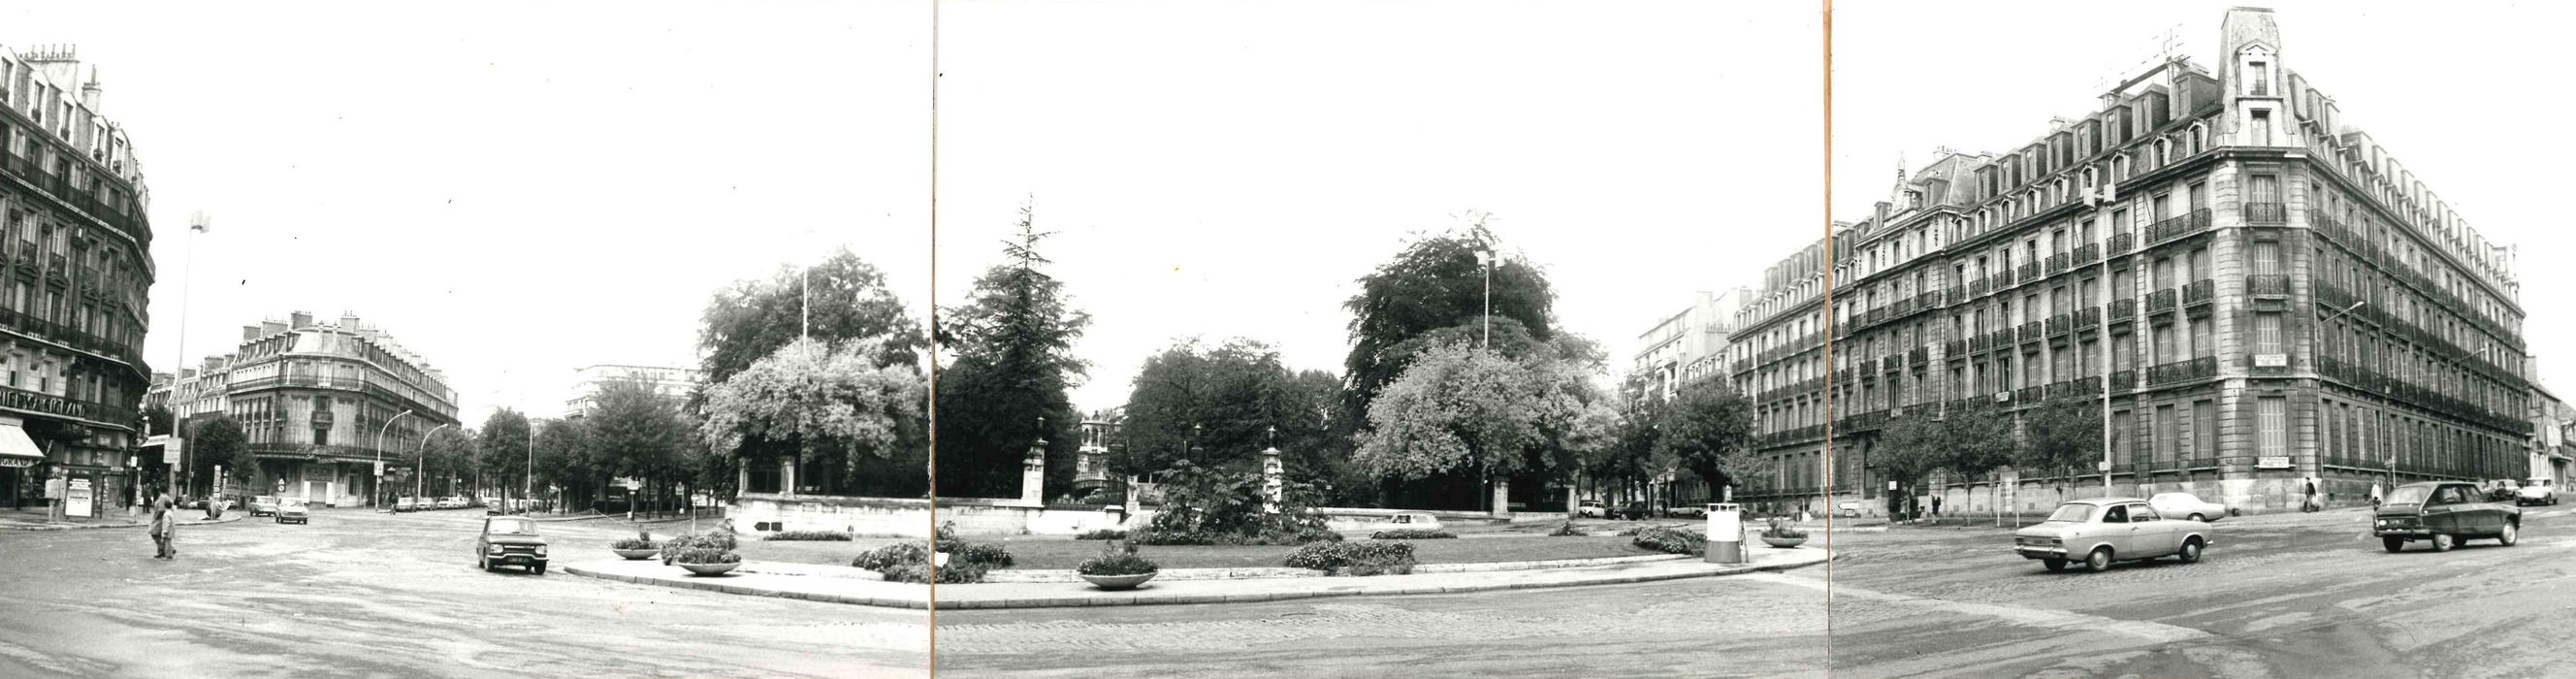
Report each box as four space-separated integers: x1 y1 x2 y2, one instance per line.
476 515 550 574
248 496 280 517
274 498 309 525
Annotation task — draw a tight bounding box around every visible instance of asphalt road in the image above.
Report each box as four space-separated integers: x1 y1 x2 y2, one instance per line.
934 507 2576 678
0 506 928 678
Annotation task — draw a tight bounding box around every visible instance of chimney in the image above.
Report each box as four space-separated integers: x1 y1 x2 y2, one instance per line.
339 312 360 330
290 310 313 329
242 325 261 341
261 320 287 336
79 69 101 114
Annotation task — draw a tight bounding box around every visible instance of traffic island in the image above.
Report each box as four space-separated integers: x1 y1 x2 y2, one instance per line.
560 546 1828 610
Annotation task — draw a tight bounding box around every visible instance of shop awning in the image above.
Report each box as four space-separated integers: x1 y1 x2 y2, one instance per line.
0 424 46 469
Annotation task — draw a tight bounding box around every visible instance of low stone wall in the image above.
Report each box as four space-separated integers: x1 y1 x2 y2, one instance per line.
728 494 940 536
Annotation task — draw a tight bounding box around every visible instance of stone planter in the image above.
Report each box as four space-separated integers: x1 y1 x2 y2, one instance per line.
678 562 741 576
1760 535 1808 548
1079 572 1157 591
611 547 660 561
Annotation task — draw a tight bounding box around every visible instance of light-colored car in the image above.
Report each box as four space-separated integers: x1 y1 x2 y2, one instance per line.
1669 505 1707 518
2012 498 2215 572
1385 512 1443 533
1577 500 1605 518
274 498 309 525
2146 492 2228 523
247 496 280 517
440 497 468 510
395 497 420 512
2516 478 2557 506
475 515 549 574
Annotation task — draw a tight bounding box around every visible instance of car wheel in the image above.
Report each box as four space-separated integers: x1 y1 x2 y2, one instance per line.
2382 536 2405 553
2083 547 2113 573
533 565 547 575
2498 522 2519 546
2188 513 2206 523
2178 537 2204 564
2430 534 2454 552
2043 558 2068 572
478 555 492 571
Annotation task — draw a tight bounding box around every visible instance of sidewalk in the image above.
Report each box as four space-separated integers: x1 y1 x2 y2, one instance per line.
0 506 247 531
1885 505 2383 532
564 545 1829 610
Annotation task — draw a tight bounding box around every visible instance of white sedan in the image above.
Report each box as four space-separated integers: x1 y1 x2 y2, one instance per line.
2147 492 2228 523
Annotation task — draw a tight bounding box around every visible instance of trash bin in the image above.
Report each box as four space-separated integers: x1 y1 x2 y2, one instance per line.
1706 502 1744 565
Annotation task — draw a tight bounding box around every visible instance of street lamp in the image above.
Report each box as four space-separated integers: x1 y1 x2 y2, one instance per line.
375 408 413 511
416 423 453 501
1475 247 1495 349
170 213 209 496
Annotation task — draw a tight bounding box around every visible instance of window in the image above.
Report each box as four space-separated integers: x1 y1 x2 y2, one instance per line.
2156 404 2179 464
2258 397 2287 459
2256 312 2284 354
2255 241 2281 275
2190 318 2213 359
2154 323 2176 363
2188 182 2206 213
2252 110 2273 146
2193 401 2217 464
2249 61 2270 96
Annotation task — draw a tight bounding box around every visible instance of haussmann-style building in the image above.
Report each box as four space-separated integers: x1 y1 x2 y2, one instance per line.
1728 8 2530 515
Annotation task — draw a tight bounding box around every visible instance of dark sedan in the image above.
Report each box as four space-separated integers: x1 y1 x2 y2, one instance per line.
2374 481 2521 552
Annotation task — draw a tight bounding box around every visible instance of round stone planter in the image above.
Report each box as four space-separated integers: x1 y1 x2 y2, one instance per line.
678 562 741 576
611 547 660 561
1079 572 1157 591
1760 535 1808 549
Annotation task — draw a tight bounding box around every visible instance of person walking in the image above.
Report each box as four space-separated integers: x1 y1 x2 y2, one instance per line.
2302 476 2319 513
2368 480 2384 509
148 488 177 560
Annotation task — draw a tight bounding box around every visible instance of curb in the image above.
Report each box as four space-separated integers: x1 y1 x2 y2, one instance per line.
1 512 246 532
562 564 931 609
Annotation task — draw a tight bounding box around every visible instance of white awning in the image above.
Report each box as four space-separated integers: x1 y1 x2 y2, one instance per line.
0 424 45 468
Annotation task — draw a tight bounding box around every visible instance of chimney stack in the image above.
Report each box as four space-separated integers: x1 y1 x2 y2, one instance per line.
242 325 261 341
290 310 313 329
261 320 287 336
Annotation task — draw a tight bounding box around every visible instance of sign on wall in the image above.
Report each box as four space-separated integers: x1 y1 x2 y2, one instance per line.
2257 456 2293 469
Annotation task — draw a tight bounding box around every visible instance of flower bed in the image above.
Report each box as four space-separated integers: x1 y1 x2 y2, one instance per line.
762 530 853 541
1284 541 1417 576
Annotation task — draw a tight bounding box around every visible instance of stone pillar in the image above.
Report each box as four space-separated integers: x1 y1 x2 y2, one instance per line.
1020 437 1046 506
1124 474 1142 514
1491 478 1511 518
779 458 796 498
1260 446 1282 513
736 462 750 499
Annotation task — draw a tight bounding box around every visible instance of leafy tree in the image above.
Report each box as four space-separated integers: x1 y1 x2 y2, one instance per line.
182 415 252 495
531 417 594 509
935 202 1089 499
1590 381 1666 505
1941 402 2018 518
699 337 928 498
2018 394 2106 507
1873 413 1950 519
1138 460 1334 544
142 404 174 437
700 247 925 384
1351 338 1604 507
417 426 475 498
1654 374 1761 499
1341 221 1556 429
476 409 533 501
1118 338 1336 476
587 377 691 511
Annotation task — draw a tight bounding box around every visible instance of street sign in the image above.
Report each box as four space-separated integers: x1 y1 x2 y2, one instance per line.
65 477 92 518
2258 456 2293 469
2098 461 2111 472
163 437 182 466
374 460 385 477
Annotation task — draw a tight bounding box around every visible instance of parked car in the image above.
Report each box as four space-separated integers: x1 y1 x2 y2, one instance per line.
475 515 549 574
2517 478 2558 506
2012 498 2215 572
247 496 281 518
2374 481 2522 553
274 498 310 525
1385 512 1444 533
1668 505 1707 518
1612 502 1656 521
2146 492 2228 523
1577 500 1605 518
395 497 420 512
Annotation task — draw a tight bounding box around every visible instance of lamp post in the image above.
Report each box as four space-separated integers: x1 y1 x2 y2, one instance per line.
170 213 209 496
1475 247 1494 349
416 423 453 501
375 409 413 511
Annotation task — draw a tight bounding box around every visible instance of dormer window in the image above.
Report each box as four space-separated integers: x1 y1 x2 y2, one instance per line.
2248 61 2271 96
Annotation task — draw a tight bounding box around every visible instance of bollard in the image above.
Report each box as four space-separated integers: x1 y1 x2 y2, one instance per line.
1706 502 1744 564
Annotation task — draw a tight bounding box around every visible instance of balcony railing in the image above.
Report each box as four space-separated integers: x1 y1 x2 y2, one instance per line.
2073 243 2101 266
2076 306 2102 328
2045 314 2071 337
1970 334 1991 353
2110 369 2138 391
2144 209 2213 244
2145 356 2218 386
2017 262 2041 280
2183 279 2215 307
1992 271 2016 289
2017 321 2043 343
2146 289 2177 314
2245 202 2288 224
1908 346 1927 365
2248 274 2289 297
2109 232 2136 256
2045 252 2069 275
2110 298 2137 322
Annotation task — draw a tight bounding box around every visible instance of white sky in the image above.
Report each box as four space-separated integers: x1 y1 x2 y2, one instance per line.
1834 0 2576 391
934 1 1826 410
6 1 934 424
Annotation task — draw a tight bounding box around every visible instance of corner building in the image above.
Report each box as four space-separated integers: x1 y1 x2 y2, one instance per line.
1731 8 2530 515
0 45 156 510
151 311 460 506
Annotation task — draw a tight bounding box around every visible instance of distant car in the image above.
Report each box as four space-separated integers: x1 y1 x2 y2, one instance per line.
2012 498 2214 572
442 497 468 509
2375 481 2522 553
2517 478 2558 506
1669 505 1707 518
395 497 420 512
1611 502 1655 521
1384 512 1444 533
476 515 549 574
2146 492 2228 523
274 498 309 525
247 496 280 517
1577 500 1605 518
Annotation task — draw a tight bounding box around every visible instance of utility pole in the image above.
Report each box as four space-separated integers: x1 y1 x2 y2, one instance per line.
171 214 209 497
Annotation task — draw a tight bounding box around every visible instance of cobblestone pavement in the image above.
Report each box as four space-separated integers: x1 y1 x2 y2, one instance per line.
0 507 927 678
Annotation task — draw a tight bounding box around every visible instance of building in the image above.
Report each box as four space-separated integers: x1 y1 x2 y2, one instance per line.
1630 288 1747 403
1730 8 2530 515
0 45 157 512
2529 380 2571 488
145 311 460 506
564 364 701 418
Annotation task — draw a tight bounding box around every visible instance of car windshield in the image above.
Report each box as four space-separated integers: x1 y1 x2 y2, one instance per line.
2045 503 2095 523
488 518 536 535
2385 486 2431 505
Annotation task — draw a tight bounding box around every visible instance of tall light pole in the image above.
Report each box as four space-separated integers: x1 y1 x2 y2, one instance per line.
416 423 453 501
526 418 536 510
1476 247 1494 349
170 213 209 496
375 408 414 511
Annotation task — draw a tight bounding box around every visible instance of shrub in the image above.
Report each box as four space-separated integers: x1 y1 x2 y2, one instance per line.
1283 541 1417 575
1369 529 1457 540
613 530 660 550
763 530 853 541
1549 521 1583 537
1076 541 1160 576
943 541 1015 568
660 529 740 565
1631 526 1706 556
1133 525 1341 546
849 536 1011 582
1075 529 1129 540
1141 460 1337 544
670 547 741 566
852 541 931 572
1759 518 1807 539
883 562 990 584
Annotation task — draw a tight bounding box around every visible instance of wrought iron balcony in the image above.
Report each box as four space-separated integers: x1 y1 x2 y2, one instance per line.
2245 202 2288 224
2045 252 2069 275
2249 274 2289 297
2146 289 2177 314
2110 369 2137 391
2183 279 2215 307
2018 321 2043 343
2144 209 2214 244
2110 298 2137 322
2017 262 2041 280
2109 231 2136 256
2045 314 2070 337
2077 306 2102 327
2074 243 2101 266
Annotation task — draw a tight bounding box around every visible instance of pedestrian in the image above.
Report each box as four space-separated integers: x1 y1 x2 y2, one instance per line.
2368 481 2384 509
1932 496 1943 518
2303 476 2319 512
148 488 176 560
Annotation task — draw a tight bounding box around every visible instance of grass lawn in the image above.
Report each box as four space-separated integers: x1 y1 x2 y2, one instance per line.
721 535 916 566
981 534 1660 570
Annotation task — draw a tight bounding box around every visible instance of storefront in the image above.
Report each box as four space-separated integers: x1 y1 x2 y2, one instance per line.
0 422 47 509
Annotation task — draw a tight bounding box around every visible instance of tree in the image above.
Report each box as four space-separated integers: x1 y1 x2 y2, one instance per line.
1341 221 1557 429
1654 374 1761 501
586 377 691 512
1351 338 1604 509
418 427 474 498
531 417 594 510
1590 381 1665 505
476 409 533 501
699 337 928 498
185 415 251 495
143 404 174 437
1873 413 1950 520
2019 394 2106 508
1939 403 2017 522
1118 338 1335 476
700 247 925 384
935 201 1089 499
